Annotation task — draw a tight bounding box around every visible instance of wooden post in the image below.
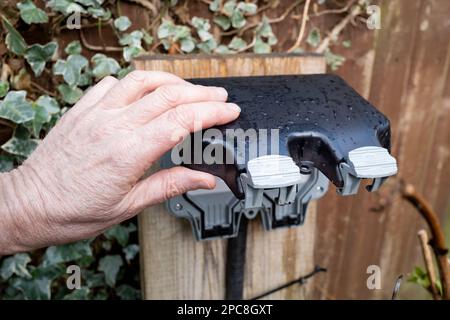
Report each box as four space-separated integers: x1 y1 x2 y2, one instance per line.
134 53 326 299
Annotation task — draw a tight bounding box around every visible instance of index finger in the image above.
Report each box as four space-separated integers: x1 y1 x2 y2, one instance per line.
98 70 188 109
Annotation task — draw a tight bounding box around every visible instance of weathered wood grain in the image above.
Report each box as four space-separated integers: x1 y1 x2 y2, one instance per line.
313 0 450 299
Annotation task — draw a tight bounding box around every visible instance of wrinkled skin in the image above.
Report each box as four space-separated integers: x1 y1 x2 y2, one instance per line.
0 71 240 255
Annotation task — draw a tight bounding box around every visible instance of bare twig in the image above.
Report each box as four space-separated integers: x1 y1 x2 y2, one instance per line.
31 82 57 97
287 0 311 53
312 0 357 17
268 0 304 23
1 62 11 82
60 18 113 31
80 29 123 52
402 184 450 300
418 229 440 299
124 0 158 17
0 118 16 130
236 33 257 53
315 2 361 54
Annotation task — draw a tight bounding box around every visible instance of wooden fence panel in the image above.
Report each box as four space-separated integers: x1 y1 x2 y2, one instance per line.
311 0 450 299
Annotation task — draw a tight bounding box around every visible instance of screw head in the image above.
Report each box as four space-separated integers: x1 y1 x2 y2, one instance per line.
174 203 183 211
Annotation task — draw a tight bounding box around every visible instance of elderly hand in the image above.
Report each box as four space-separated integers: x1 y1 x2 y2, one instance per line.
0 71 240 254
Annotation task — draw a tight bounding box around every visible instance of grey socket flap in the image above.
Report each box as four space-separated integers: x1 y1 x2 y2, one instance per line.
347 146 397 178
246 155 307 188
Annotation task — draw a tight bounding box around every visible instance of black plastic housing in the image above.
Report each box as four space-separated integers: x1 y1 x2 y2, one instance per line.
180 74 391 198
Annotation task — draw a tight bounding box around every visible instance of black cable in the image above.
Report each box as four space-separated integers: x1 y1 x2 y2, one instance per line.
250 265 327 300
225 216 248 300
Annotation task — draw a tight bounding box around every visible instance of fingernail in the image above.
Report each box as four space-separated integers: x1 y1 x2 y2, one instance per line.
228 103 241 113
215 87 228 99
198 180 214 189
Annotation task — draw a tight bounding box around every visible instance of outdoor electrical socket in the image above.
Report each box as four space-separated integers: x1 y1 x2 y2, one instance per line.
164 74 398 240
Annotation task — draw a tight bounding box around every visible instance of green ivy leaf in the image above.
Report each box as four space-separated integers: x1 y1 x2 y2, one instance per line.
119 30 144 47
223 0 236 16
306 28 321 47
209 0 221 12
24 42 58 76
42 240 92 267
114 16 131 31
91 54 120 79
213 15 231 31
76 0 104 7
192 17 213 42
228 36 246 50
255 17 277 46
25 95 60 137
84 270 106 288
116 284 141 300
0 80 9 98
231 10 246 28
123 244 139 263
102 240 112 251
25 96 60 139
17 0 49 24
325 49 345 71
2 136 39 157
77 69 93 87
215 45 235 54
63 287 90 300
47 0 85 15
87 7 108 18
0 91 35 124
11 276 52 299
157 19 174 39
65 40 82 55
237 2 257 15
10 264 64 299
36 95 60 114
174 27 191 42
53 54 89 86
0 253 32 280
57 84 83 104
98 255 123 287
141 29 154 45
104 223 136 247
117 66 133 79
123 46 143 62
197 38 217 53
180 37 196 53
407 265 444 296
0 154 14 172
253 37 271 54
27 104 49 138
157 20 191 46
342 39 352 48
2 16 28 56
257 16 271 37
